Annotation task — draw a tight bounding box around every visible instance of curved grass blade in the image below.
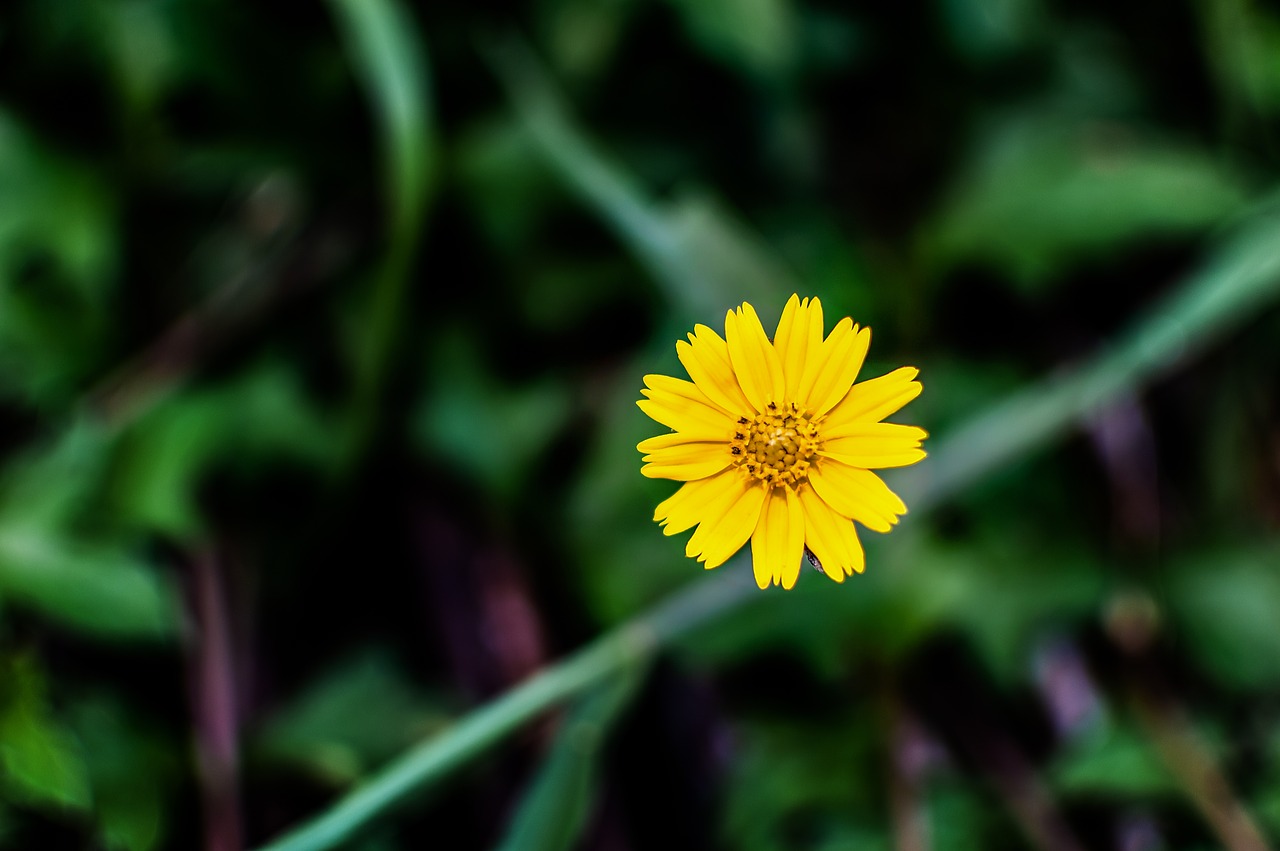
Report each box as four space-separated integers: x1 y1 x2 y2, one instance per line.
493 668 645 851
325 0 436 462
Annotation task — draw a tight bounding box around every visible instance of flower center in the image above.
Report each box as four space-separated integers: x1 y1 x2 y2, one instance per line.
731 402 819 487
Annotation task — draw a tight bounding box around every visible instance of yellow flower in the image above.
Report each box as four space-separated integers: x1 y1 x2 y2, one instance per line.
637 295 926 590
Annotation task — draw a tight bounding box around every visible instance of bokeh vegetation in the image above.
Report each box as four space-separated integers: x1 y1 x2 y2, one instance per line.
1 0 1280 849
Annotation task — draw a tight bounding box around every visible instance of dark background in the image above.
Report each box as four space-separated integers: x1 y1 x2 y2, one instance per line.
0 0 1279 849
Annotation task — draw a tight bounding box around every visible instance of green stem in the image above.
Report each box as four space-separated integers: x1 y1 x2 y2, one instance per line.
325 0 435 467
897 201 1280 512
255 569 757 851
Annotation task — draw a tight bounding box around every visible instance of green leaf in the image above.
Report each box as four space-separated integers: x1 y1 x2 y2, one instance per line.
493 671 642 851
0 419 179 640
325 0 436 463
1254 722 1280 839
929 780 1011 851
70 697 176 851
669 532 1104 686
256 650 452 787
722 711 889 851
938 0 1043 59
661 0 798 77
487 39 789 321
1201 0 1280 119
541 0 632 81
0 417 113 532
900 200 1280 512
91 0 186 113
1164 545 1280 689
325 0 434 244
924 116 1249 291
413 332 573 500
0 530 177 641
110 361 334 539
1049 723 1175 796
0 654 91 812
0 112 118 406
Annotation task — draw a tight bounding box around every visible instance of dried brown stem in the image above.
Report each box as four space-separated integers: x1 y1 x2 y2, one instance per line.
886 694 930 851
88 194 344 428
1132 691 1273 851
188 547 244 851
973 737 1088 851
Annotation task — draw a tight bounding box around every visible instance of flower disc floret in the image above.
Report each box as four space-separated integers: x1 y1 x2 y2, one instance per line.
732 403 819 487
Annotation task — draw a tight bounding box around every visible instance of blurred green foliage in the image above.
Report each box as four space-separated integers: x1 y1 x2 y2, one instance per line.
254 651 452 787
0 0 1278 849
0 653 90 813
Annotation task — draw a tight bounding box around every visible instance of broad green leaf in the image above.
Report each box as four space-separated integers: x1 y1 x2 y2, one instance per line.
0 417 112 532
662 0 797 77
722 711 890 851
924 116 1248 291
938 0 1043 59
671 532 1104 684
0 530 177 640
414 332 573 501
930 780 1013 851
1164 545 1280 689
0 420 179 640
92 0 185 112
0 112 118 406
493 671 641 851
454 115 563 255
1200 0 1280 119
110 360 335 539
256 650 452 786
901 200 1280 512
70 697 176 851
542 0 633 81
488 39 788 321
0 654 90 812
1049 723 1175 796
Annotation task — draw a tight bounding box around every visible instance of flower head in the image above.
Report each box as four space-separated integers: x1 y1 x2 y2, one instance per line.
637 295 926 589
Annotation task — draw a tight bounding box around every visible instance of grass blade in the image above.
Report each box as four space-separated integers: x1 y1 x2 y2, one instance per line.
493 670 644 851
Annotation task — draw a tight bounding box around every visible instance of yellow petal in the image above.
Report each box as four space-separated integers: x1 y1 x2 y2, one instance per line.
676 325 754 416
724 303 784 412
638 374 735 440
640 456 731 481
637 401 727 442
686 478 767 569
641 439 731 479
684 480 745 558
822 421 927 444
642 373 727 411
773 295 824 402
796 319 871 416
636 432 717 453
780 490 808 589
750 486 805 589
640 442 729 465
820 423 928 469
807 460 907 532
825 367 922 428
820 448 926 470
797 484 865 579
654 471 737 535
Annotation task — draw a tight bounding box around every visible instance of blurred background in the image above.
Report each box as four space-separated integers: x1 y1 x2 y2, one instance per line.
1 0 1280 849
